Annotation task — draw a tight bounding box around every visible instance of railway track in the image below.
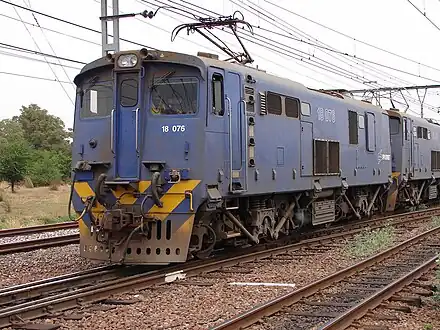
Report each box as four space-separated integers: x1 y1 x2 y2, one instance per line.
211 226 440 330
0 234 79 255
0 221 78 238
0 205 437 256
0 207 439 329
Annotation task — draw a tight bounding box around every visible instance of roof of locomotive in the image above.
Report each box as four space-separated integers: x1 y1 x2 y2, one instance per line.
74 48 393 116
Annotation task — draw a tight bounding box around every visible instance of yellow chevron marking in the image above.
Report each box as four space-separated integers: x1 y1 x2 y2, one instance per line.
139 181 151 193
113 187 136 204
74 182 95 198
73 182 104 212
112 181 152 205
148 180 201 220
78 218 90 236
175 214 195 236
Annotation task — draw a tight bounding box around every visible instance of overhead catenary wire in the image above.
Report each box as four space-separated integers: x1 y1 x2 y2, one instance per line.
264 0 440 74
158 0 440 113
24 0 75 88
229 0 440 110
0 13 101 46
0 70 72 83
0 49 82 69
153 0 440 85
11 4 74 104
236 0 421 88
135 0 351 88
0 42 86 64
406 0 440 32
142 0 378 86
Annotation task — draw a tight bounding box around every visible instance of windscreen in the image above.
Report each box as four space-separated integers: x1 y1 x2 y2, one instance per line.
151 77 198 115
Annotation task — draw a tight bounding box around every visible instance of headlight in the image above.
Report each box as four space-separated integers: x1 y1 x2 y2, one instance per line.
117 54 138 68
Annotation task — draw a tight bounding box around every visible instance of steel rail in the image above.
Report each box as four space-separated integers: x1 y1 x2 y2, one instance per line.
0 222 78 238
210 225 440 330
1 209 439 329
320 255 439 330
0 234 79 254
0 265 126 307
0 202 434 256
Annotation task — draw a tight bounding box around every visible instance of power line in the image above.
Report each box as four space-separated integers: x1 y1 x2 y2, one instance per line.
0 49 82 69
165 0 440 114
406 0 440 31
0 0 155 50
0 42 86 64
0 70 72 83
0 13 101 46
237 0 419 88
152 0 440 84
25 0 75 87
264 0 440 74
136 0 348 88
143 0 375 85
337 84 440 93
11 4 74 104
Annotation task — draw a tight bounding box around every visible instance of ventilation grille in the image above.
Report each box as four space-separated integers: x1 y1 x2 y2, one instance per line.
259 92 267 115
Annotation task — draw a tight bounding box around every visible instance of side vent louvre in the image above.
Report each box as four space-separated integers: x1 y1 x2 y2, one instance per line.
259 92 267 115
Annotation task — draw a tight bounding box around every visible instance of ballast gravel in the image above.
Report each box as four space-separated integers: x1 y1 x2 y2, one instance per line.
22 220 434 330
0 228 107 289
0 228 79 245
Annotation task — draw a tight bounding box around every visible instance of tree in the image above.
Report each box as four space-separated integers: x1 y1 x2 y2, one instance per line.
0 139 30 192
13 104 71 151
28 150 62 187
0 119 25 144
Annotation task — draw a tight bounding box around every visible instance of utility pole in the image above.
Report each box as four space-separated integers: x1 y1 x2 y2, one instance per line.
100 0 120 56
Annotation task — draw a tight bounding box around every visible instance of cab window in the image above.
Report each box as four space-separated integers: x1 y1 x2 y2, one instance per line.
80 78 113 119
151 77 198 115
212 74 224 116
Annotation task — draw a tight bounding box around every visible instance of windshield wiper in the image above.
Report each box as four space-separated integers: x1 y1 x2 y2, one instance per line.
150 70 176 89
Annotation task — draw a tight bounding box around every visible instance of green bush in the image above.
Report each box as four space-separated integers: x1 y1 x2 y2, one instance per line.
346 225 396 258
28 150 62 187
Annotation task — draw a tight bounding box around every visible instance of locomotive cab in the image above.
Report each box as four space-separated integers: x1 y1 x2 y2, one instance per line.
72 49 207 264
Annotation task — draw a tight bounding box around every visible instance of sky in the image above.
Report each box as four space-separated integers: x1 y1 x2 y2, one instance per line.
1 0 440 129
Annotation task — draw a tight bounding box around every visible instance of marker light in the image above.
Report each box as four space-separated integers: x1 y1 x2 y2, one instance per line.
117 54 138 68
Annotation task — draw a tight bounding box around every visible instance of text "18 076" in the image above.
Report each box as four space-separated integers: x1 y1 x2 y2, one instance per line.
161 125 186 133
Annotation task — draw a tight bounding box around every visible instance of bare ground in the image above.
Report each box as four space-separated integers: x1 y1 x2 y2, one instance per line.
0 183 70 228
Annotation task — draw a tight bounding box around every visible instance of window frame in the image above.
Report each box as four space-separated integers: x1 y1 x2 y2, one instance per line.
119 78 139 108
266 91 282 115
285 96 300 119
301 102 311 116
348 110 359 145
211 73 225 116
79 80 114 120
150 76 200 116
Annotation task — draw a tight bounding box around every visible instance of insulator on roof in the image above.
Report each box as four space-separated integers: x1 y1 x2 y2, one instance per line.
197 52 219 60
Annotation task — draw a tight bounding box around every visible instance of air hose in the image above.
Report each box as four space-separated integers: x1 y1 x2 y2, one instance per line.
151 171 163 208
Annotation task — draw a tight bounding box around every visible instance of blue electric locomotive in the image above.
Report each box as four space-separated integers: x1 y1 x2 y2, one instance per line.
71 47 440 265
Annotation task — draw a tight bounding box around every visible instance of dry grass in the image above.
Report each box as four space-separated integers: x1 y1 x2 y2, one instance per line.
0 182 70 229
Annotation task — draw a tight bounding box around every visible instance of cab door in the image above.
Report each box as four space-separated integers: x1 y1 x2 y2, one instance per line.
114 73 140 179
224 70 247 193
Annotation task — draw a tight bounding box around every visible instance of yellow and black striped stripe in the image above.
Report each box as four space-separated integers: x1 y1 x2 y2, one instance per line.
73 180 201 229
